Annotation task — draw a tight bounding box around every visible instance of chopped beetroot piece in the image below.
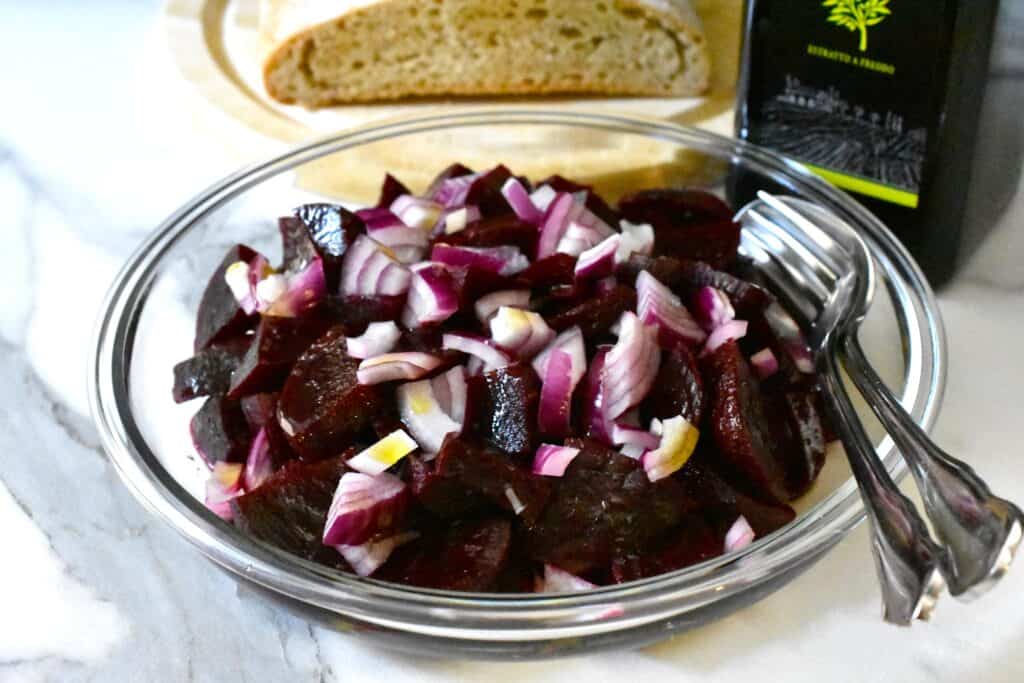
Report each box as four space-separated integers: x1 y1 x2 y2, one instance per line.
377 518 512 591
372 413 406 440
467 363 541 458
284 204 365 289
494 555 538 593
190 395 251 465
704 341 792 504
652 218 742 270
425 163 475 198
172 339 249 403
546 285 636 337
514 253 578 289
611 516 722 583
376 173 411 208
465 165 513 216
241 392 300 466
231 455 349 560
322 294 406 337
398 325 444 352
675 458 796 537
279 217 317 275
428 435 551 523
539 174 619 227
524 438 686 574
618 189 733 229
447 265 514 312
194 244 260 351
439 215 538 256
278 327 389 460
643 345 705 425
780 390 826 499
407 455 489 517
227 314 331 399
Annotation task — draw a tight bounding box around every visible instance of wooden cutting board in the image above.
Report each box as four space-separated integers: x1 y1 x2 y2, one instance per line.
161 0 744 200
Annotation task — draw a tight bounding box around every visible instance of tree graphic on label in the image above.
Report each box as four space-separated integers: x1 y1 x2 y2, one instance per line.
822 0 891 52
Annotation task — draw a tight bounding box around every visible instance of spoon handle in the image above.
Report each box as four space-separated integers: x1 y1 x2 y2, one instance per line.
819 351 946 624
842 334 1023 600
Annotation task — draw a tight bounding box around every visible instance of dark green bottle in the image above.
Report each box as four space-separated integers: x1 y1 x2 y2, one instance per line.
734 0 1001 287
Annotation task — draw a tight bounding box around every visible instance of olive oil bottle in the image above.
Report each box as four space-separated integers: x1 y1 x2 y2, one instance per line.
734 0 1001 287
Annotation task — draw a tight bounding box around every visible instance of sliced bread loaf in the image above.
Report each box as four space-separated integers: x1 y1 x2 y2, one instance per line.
261 0 711 107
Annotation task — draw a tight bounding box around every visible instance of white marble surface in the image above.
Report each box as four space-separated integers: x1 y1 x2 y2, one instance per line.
2 2 1023 681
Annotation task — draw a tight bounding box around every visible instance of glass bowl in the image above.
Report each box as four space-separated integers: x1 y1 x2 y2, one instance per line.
89 110 945 659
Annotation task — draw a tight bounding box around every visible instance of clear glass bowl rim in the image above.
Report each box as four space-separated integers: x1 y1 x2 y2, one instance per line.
89 109 946 641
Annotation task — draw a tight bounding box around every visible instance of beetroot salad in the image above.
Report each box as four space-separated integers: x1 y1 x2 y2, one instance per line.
173 164 831 592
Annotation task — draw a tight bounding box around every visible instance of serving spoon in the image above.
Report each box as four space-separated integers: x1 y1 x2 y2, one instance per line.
737 192 1022 615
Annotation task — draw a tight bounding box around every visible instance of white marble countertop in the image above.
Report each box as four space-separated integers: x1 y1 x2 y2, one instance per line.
1 2 1023 681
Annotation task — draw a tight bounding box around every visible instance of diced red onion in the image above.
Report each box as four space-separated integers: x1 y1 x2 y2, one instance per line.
489 306 555 359
530 184 558 212
442 333 511 370
367 226 427 264
341 235 411 297
501 177 543 224
636 271 707 348
401 263 459 328
694 286 736 331
243 428 273 491
764 302 815 374
538 193 612 259
224 253 272 315
581 346 613 445
504 485 527 516
474 289 531 324
537 193 575 259
346 429 419 475
750 347 780 379
532 444 581 477
357 352 442 385
555 218 614 258
537 565 597 593
323 472 408 546
611 423 661 451
356 207 405 232
430 366 468 426
642 416 700 482
443 205 481 235
724 515 756 553
390 194 443 230
618 220 655 259
465 356 484 376
574 234 620 280
619 444 646 460
703 320 749 355
429 173 479 208
397 379 462 454
264 258 328 317
337 531 420 577
601 312 660 420
533 327 587 438
431 243 530 276
346 321 401 359
205 462 243 520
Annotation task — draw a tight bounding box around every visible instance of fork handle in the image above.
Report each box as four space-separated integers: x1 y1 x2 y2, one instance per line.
842 334 1024 600
818 351 946 624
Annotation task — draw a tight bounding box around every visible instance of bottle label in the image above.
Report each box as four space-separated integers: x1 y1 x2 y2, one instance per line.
744 0 948 209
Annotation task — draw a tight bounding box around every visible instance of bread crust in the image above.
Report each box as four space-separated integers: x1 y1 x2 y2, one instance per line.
261 0 711 107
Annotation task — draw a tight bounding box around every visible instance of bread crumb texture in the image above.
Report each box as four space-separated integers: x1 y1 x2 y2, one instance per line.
263 0 711 106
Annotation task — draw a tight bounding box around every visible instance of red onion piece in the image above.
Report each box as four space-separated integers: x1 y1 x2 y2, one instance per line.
532 326 586 379
346 429 419 475
534 327 587 438
401 263 460 328
574 234 620 280
764 302 815 374
356 207 405 232
346 321 401 359
474 289 531 325
641 415 700 482
224 253 272 315
442 205 481 235
442 333 511 370
750 347 780 379
205 462 243 520
397 379 463 454
341 235 411 297
501 177 543 224
539 192 600 259
390 194 442 230
619 444 645 460
532 444 581 477
636 271 707 348
724 515 756 553
337 531 419 577
368 226 428 264
243 428 273 491
431 243 530 276
430 366 468 426
601 312 660 420
357 352 442 385
694 286 736 331
555 216 614 258
703 320 749 355
611 423 661 451
322 472 408 546
581 346 613 445
264 257 327 317
618 219 655 259
489 306 555 359
537 564 597 593
430 173 478 208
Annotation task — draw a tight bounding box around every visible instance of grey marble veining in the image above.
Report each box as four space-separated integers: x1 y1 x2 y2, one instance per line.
1 2 1024 682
